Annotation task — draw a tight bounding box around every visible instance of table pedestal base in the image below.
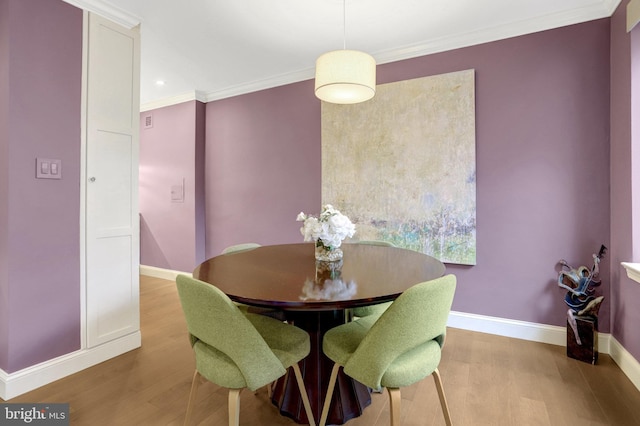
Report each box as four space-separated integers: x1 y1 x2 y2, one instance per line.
271 310 371 425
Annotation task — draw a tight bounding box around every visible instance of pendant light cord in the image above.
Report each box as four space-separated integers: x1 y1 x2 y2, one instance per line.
343 0 346 50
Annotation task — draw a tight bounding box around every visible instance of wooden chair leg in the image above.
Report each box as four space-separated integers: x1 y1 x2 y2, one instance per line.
432 368 452 426
292 363 317 426
228 388 242 426
184 370 201 426
387 387 402 426
319 363 341 426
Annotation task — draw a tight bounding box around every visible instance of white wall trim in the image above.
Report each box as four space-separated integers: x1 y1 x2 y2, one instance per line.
139 265 191 281
449 311 570 347
622 262 640 283
140 90 207 112
609 336 640 391
203 69 312 103
448 311 640 393
138 0 622 110
3 288 637 399
0 332 140 401
62 0 141 29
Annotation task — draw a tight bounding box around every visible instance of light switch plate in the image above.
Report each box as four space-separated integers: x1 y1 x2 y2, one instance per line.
36 158 62 179
171 180 184 202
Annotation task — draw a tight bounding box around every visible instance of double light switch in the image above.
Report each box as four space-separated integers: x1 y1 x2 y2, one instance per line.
36 158 62 179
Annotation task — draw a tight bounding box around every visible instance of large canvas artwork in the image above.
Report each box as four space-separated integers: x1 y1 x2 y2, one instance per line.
322 69 476 265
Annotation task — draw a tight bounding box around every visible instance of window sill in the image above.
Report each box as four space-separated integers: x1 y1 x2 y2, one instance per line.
622 262 640 284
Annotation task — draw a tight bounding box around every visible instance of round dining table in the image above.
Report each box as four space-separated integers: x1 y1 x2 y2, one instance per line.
193 243 445 425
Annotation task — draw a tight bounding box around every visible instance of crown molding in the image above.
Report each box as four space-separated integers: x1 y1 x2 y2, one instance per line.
204 69 313 102
142 0 622 109
140 91 207 112
375 0 621 65
62 0 141 29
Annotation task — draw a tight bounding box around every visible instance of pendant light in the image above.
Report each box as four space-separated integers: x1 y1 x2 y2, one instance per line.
314 0 376 104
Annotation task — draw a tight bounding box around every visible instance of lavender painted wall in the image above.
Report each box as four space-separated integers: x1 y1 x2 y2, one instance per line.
610 0 640 361
203 20 611 330
0 0 10 371
205 81 321 256
385 21 611 330
140 101 205 272
1 0 82 373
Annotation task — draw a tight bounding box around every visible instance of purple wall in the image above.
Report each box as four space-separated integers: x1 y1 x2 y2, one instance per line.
201 20 611 330
205 81 322 256
388 21 611 329
610 0 640 361
1 0 82 373
0 0 10 371
139 101 206 272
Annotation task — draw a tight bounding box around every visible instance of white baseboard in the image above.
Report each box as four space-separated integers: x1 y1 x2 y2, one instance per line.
139 265 191 281
10 265 632 401
0 331 141 401
448 311 640 393
609 336 640 391
448 310 572 347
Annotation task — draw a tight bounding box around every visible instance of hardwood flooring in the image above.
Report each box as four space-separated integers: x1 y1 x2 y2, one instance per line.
5 275 640 425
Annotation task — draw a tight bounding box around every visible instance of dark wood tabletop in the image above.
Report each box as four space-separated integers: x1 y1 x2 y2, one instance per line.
193 242 446 311
192 243 445 425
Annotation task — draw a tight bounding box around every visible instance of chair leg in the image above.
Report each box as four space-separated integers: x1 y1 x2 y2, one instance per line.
184 370 201 426
432 368 453 426
228 388 242 426
292 363 317 426
387 387 402 426
319 363 341 426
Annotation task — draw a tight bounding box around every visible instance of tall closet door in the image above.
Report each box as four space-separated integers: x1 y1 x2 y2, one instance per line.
85 13 140 347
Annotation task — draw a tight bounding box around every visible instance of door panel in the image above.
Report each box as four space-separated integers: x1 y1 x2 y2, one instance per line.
85 14 140 348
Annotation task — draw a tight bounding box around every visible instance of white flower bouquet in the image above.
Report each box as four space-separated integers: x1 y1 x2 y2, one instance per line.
296 204 356 252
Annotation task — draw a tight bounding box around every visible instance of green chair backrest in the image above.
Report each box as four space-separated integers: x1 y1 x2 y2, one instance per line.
343 274 456 388
175 274 285 390
221 243 261 254
355 240 395 247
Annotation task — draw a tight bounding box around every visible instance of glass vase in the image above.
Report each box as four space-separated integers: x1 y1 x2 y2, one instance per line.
315 244 343 262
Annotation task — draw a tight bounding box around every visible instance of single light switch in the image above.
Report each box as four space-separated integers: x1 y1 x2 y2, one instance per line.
171 179 184 202
36 158 62 179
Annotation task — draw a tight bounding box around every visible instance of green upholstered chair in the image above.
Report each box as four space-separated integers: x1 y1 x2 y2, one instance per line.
319 274 456 426
175 275 316 426
350 240 396 319
221 242 261 254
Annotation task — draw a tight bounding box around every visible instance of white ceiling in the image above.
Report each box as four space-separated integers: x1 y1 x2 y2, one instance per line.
66 0 621 109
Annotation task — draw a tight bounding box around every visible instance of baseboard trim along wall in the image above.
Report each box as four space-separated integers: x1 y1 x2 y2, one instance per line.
140 266 640 392
139 264 191 281
141 265 640 392
5 266 628 401
0 332 141 401
449 311 640 392
609 336 640 391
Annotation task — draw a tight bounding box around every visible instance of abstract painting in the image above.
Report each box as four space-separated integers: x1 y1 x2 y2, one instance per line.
321 69 476 265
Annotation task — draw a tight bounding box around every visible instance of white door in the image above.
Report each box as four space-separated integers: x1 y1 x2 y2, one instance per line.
85 13 140 347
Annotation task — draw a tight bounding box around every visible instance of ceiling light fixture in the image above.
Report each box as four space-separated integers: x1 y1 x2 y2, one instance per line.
314 0 376 104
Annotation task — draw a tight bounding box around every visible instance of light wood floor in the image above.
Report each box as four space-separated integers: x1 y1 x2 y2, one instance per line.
6 275 640 425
